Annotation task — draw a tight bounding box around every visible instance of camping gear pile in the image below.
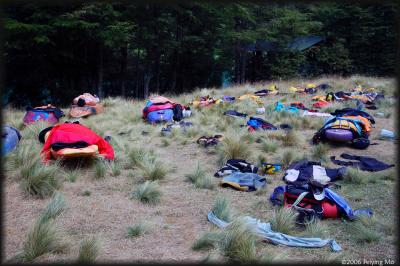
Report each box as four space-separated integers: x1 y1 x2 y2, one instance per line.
197 135 224 147
191 95 216 107
39 121 114 161
215 95 236 104
2 126 21 156
313 108 374 149
142 95 191 123
238 93 263 105
247 117 278 132
23 104 64 125
214 159 266 191
69 93 103 118
288 83 326 94
254 84 279 96
161 121 193 136
223 109 247 118
269 160 373 225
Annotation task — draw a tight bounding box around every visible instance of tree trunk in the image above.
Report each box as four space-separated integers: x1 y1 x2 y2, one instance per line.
97 44 104 98
120 42 128 97
135 48 140 98
143 72 152 99
241 51 247 84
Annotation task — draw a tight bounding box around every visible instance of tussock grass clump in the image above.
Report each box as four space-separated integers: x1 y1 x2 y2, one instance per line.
302 219 328 238
270 207 298 235
343 168 368 184
21 220 68 262
185 163 206 184
195 175 215 190
212 197 233 222
64 167 80 182
350 216 381 243
12 144 41 172
128 146 153 167
321 252 345 264
310 118 326 130
128 147 167 180
261 139 278 153
218 134 251 165
376 168 396 182
23 121 50 140
281 149 295 168
139 156 167 181
82 190 91 196
19 158 61 198
192 231 222 251
311 143 329 162
94 159 106 179
259 250 288 263
131 181 161 205
127 223 149 237
38 192 67 224
77 237 100 263
280 130 301 147
20 192 69 262
161 138 170 147
106 161 121 177
220 218 258 263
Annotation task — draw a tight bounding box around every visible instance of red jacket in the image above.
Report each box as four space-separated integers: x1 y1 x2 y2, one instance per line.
41 123 114 161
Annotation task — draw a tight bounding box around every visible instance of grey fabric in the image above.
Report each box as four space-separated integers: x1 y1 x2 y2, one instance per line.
221 172 266 191
207 211 342 252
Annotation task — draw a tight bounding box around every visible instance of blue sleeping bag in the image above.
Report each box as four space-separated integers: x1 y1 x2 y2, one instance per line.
2 126 21 156
147 109 174 123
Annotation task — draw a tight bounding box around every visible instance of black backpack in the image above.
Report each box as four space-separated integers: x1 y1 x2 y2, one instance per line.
173 104 183 121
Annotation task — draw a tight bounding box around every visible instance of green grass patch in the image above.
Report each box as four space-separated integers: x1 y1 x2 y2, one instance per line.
131 181 161 205
77 237 100 263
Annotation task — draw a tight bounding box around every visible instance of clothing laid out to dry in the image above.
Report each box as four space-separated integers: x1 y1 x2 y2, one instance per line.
330 153 394 172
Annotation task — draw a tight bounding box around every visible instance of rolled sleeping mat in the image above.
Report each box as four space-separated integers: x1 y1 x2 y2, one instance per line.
2 126 21 156
51 144 99 159
325 129 353 142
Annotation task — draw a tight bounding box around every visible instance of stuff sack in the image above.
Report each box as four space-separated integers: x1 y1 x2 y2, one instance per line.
23 106 63 125
69 104 104 118
284 185 339 223
2 126 22 156
147 109 174 123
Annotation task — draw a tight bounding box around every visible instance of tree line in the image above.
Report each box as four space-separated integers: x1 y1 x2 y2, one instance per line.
2 1 398 106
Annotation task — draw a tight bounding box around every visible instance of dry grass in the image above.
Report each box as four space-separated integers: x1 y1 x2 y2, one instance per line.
311 143 329 162
19 158 61 198
77 237 100 263
192 231 222 251
219 218 258 263
127 223 149 237
19 192 69 262
212 197 233 222
270 207 298 235
343 168 369 184
349 216 381 243
131 181 162 205
3 76 397 263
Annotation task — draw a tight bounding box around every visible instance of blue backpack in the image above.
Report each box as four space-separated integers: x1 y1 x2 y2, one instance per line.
147 109 174 123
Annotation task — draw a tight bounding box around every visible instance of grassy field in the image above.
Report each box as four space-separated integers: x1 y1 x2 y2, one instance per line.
2 75 397 263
